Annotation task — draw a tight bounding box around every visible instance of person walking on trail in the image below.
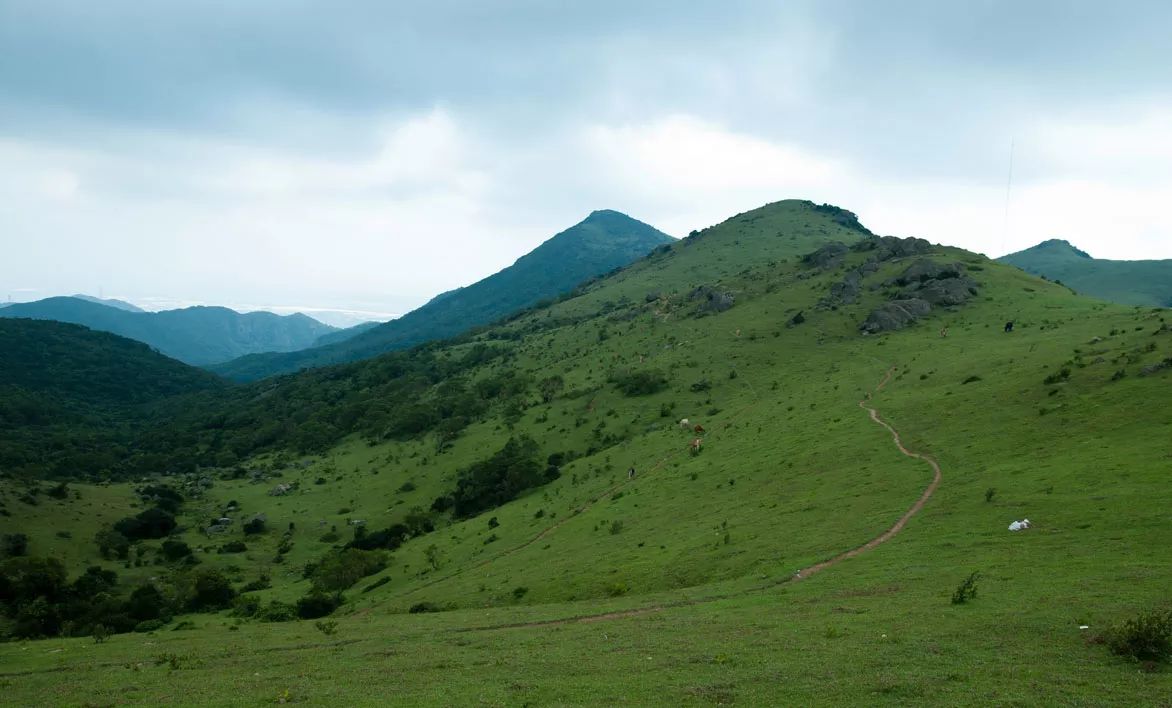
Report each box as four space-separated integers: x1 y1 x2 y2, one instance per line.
628 467 635 480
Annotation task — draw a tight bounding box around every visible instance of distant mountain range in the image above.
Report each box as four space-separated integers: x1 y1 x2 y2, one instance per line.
71 294 146 313
998 239 1172 307
211 209 675 381
0 297 341 366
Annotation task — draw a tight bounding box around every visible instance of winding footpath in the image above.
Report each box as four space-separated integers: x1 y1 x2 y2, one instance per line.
456 366 945 631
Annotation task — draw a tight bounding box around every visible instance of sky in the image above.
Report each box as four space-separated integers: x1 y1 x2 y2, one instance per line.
3 1 1170 324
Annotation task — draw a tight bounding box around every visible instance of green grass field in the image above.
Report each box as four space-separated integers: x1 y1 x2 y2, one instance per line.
2 201 1169 705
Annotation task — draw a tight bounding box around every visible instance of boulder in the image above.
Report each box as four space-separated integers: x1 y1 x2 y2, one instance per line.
852 235 932 261
887 259 966 286
690 285 735 315
860 299 932 334
901 276 979 306
801 242 850 268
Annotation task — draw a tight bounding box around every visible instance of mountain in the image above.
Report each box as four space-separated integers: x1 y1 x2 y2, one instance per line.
998 238 1172 307
211 209 675 380
2 200 1169 704
70 294 146 312
309 320 382 347
0 296 337 365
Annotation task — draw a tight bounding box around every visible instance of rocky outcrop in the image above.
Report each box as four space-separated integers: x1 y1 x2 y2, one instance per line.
852 235 933 260
902 277 979 306
690 285 735 315
860 299 933 334
802 242 850 269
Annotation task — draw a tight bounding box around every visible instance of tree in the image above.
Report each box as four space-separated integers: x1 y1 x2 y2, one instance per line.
537 375 565 403
186 568 236 611
94 526 131 560
1 533 29 558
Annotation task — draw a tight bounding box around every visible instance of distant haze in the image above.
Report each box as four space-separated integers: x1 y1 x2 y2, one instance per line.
3 1 1170 315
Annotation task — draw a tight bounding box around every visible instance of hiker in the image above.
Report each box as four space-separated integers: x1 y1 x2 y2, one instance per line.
1004 320 1014 333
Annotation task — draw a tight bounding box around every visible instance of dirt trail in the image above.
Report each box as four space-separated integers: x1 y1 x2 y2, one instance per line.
457 366 944 631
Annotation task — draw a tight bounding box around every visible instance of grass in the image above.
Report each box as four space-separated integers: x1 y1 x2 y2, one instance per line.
2 200 1170 704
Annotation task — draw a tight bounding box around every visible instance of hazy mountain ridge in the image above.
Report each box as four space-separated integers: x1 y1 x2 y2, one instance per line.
0 296 339 366
211 209 675 381
999 239 1172 307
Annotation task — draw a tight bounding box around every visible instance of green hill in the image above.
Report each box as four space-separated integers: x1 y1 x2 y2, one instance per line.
71 294 146 313
999 239 1172 307
1 200 1169 705
210 210 675 381
0 297 338 365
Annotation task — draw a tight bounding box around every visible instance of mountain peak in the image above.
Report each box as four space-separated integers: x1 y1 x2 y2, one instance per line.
1034 239 1092 258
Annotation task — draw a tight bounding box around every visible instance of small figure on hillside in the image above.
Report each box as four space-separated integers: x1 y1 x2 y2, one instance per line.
1004 320 1014 333
940 326 948 338
689 438 703 456
628 467 635 480
693 424 705 434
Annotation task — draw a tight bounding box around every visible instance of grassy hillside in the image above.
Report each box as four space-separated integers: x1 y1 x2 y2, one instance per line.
211 210 675 381
1 200 1169 705
999 238 1172 307
0 297 337 365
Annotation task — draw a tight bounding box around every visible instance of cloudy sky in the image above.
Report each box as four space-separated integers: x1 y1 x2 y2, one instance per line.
3 1 1170 323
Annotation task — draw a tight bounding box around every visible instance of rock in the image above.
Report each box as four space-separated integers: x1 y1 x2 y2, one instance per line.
901 276 979 306
887 259 966 286
801 242 850 268
851 235 932 261
860 299 933 334
644 291 661 303
819 269 864 308
690 285 735 315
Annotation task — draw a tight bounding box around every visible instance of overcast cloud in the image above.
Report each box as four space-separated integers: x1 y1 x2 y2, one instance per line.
3 0 1170 321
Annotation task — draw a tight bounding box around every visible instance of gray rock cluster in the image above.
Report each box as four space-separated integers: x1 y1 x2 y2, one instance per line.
690 285 735 315
861 259 980 333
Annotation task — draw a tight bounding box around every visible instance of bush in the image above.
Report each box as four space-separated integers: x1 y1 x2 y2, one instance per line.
409 602 440 614
297 591 343 619
984 488 996 503
310 548 387 592
113 507 176 541
160 540 192 561
256 600 298 623
1105 609 1172 663
1043 368 1071 385
186 568 236 611
242 517 266 535
314 619 339 636
134 619 165 633
512 586 529 600
1 533 29 558
361 577 390 594
951 571 980 605
962 375 982 384
610 369 668 396
218 541 248 554
450 436 544 518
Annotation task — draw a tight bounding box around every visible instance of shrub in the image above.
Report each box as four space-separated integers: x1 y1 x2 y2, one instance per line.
1105 609 1172 663
951 571 980 605
1 533 29 558
242 517 266 535
1043 368 1071 385
512 586 529 600
297 591 343 619
310 548 387 592
160 540 192 561
113 507 176 541
409 602 440 614
984 488 996 503
92 624 111 643
487 517 499 529
314 619 339 636
610 369 668 396
218 541 248 554
609 520 624 535
256 600 298 623
962 375 982 384
690 379 712 393
134 619 165 633
94 527 131 560
450 436 544 518
397 481 416 493
186 568 236 611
